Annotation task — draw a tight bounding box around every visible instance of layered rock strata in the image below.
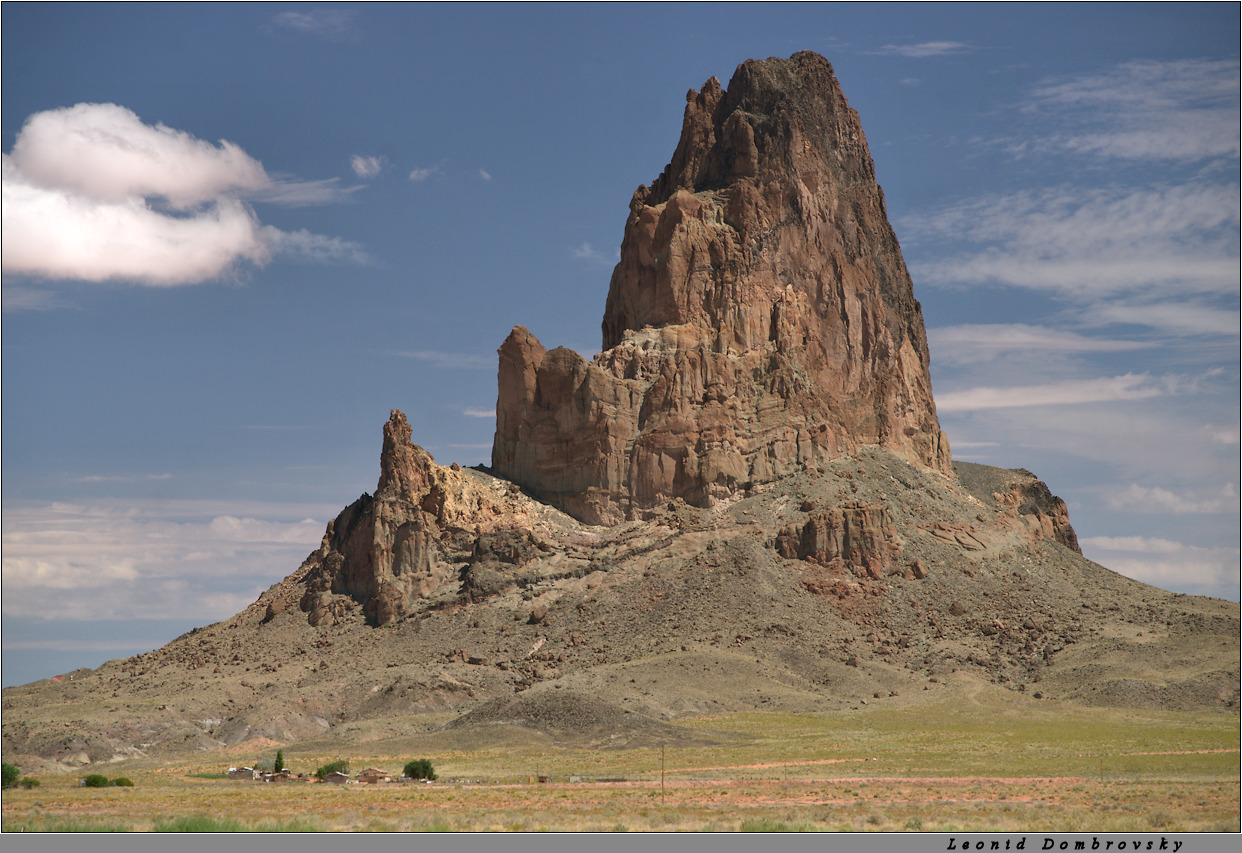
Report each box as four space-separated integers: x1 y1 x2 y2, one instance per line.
493 51 951 525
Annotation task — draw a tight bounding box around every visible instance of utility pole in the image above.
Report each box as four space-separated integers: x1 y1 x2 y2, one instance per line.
661 743 666 805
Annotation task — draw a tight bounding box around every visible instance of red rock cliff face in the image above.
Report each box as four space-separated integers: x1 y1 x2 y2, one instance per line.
493 51 951 525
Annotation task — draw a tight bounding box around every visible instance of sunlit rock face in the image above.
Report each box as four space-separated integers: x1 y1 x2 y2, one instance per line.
493 51 951 525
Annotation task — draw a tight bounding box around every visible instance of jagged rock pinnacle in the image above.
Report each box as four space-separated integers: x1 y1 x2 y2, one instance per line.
493 51 951 525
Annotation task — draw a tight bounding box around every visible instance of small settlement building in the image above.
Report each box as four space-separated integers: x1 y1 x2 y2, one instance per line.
322 770 350 784
357 768 392 785
228 766 259 781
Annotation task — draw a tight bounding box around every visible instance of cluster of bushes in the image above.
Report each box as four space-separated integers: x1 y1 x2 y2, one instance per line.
82 774 133 788
403 759 437 781
2 762 40 789
314 759 349 780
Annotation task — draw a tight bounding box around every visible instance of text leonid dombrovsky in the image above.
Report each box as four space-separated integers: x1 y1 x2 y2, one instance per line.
948 839 1184 852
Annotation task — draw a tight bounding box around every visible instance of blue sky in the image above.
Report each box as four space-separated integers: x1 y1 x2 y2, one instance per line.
3 4 1238 687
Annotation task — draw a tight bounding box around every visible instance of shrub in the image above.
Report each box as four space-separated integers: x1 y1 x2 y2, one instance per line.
403 759 437 780
112 777 134 787
82 774 110 788
18 777 41 789
1 763 18 789
314 759 348 780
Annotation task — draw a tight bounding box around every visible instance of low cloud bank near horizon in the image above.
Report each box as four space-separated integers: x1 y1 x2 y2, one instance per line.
1 499 331 623
2 103 365 287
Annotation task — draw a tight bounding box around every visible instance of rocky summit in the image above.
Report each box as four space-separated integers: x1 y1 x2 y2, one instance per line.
495 52 949 527
2 52 1237 771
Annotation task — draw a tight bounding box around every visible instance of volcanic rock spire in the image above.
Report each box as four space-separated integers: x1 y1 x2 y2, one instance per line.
493 51 951 525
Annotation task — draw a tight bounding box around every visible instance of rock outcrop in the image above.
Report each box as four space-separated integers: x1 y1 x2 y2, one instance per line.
993 471 1081 554
493 51 951 525
297 410 551 626
773 501 904 579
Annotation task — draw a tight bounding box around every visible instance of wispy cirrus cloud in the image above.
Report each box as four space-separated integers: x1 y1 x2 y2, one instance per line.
261 226 371 265
905 183 1239 304
461 408 495 419
271 9 359 42
1 103 367 288
1029 59 1240 162
351 155 384 178
935 373 1170 412
74 472 172 484
928 324 1146 366
572 241 619 263
1101 482 1240 515
251 176 364 206
871 41 971 58
390 350 493 369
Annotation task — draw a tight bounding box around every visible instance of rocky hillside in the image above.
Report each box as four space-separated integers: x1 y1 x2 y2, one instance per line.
2 52 1236 772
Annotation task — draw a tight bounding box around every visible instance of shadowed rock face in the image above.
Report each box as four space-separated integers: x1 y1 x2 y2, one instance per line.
493 51 951 525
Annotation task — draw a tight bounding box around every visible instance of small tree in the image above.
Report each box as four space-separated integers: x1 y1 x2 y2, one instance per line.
1 763 18 789
403 759 437 781
274 750 286 773
314 759 349 780
112 777 134 787
82 774 109 788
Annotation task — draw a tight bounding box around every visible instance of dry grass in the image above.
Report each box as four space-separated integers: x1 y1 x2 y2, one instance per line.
3 694 1237 832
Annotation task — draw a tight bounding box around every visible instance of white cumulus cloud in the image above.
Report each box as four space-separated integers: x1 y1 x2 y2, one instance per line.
2 103 365 287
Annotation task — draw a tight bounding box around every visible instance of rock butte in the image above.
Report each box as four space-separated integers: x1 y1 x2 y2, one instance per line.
493 50 951 526
4 55 1237 770
293 52 1069 629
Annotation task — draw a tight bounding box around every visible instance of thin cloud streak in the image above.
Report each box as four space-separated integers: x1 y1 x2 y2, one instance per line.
390 350 493 369
935 373 1166 412
872 41 971 58
271 9 359 42
928 324 1146 366
1029 59 1240 162
905 183 1239 302
1101 482 1240 516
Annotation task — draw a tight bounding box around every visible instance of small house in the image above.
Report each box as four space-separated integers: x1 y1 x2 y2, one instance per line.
357 768 391 784
228 766 259 781
323 770 349 784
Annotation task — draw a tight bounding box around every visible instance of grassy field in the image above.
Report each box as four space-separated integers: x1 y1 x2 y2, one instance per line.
3 692 1237 832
